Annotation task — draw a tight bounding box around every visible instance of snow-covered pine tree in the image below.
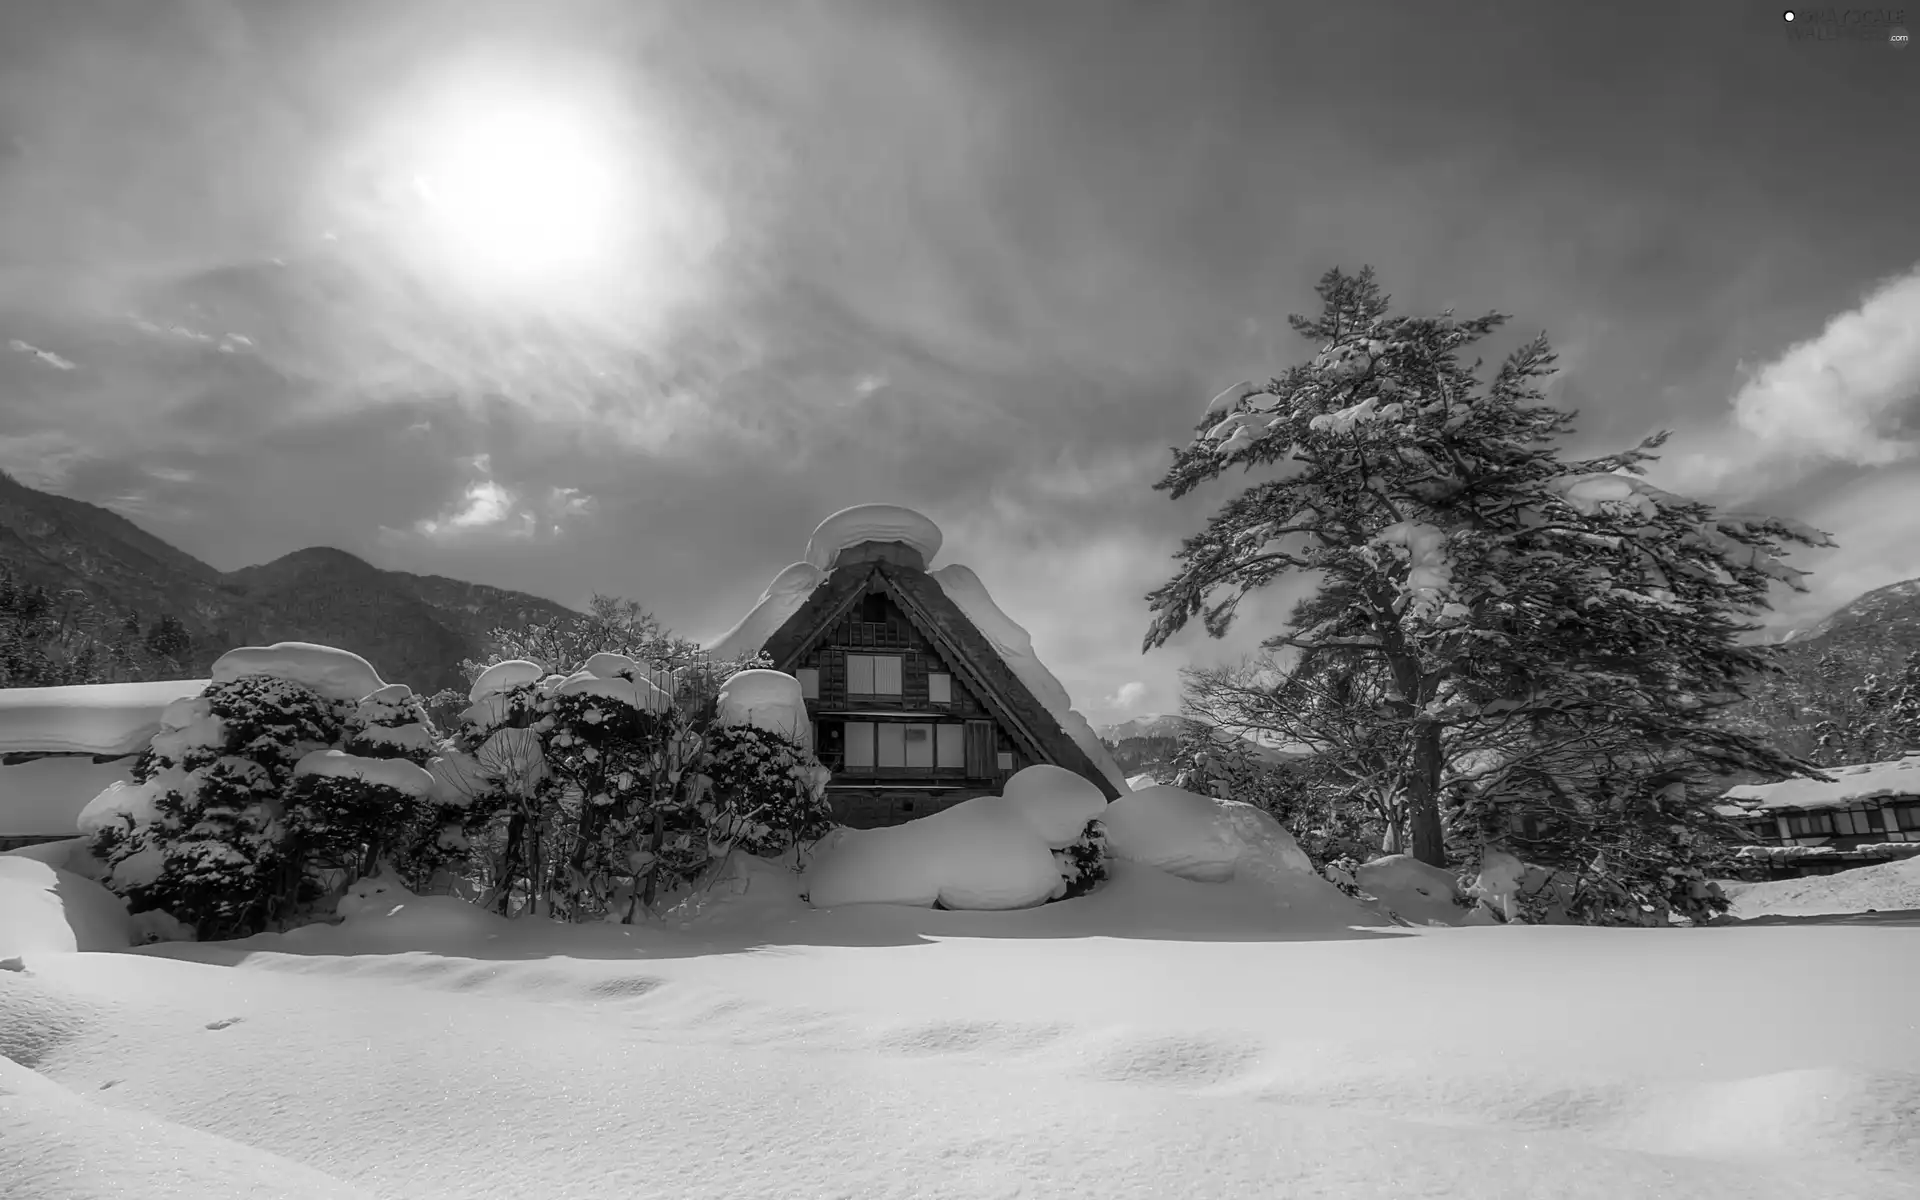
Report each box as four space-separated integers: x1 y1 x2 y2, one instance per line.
1144 267 1830 868
1811 649 1920 766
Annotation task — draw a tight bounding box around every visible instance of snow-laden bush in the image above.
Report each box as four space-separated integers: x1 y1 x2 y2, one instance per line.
539 685 707 921
286 750 436 879
1054 818 1109 900
699 723 834 858
438 657 828 922
88 674 348 937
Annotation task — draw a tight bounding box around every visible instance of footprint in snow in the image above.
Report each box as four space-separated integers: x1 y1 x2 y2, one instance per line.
204 1017 244 1031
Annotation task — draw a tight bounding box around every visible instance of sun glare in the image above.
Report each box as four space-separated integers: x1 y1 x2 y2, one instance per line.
404 90 635 289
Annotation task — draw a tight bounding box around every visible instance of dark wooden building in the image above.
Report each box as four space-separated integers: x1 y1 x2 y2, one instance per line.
747 537 1121 829
1718 756 1920 878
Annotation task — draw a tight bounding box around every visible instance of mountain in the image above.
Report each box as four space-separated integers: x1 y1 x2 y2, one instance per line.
1096 713 1202 742
1771 578 1920 663
0 472 579 694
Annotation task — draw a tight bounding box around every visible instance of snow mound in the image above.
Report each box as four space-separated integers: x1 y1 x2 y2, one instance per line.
211 642 385 701
468 659 545 702
1724 856 1920 919
0 1056 381 1200
806 797 1063 910
583 652 640 681
716 669 812 751
0 856 132 956
75 778 163 837
804 504 943 571
0 678 209 756
293 750 435 797
1356 854 1469 926
928 563 1128 793
706 562 828 662
1104 785 1315 883
999 764 1108 847
256 874 511 953
425 750 494 808
551 670 673 713
0 836 90 873
0 756 139 838
1723 754 1920 812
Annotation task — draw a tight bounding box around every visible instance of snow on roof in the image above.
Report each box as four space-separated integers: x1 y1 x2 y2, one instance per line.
0 755 140 836
929 564 1129 793
1721 755 1920 812
702 507 1126 794
706 561 828 662
0 679 211 757
803 504 942 571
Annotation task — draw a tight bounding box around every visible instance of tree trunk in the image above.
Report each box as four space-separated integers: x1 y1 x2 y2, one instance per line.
1406 720 1446 867
639 810 667 910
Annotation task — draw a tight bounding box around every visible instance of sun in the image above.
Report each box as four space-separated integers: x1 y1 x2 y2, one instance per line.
406 92 633 287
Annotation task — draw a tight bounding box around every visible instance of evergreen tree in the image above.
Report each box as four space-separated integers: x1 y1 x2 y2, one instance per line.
1144 267 1829 868
1810 649 1920 765
144 614 192 665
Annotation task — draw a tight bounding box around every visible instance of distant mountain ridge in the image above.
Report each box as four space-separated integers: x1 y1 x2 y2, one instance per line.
0 472 579 694
1770 578 1920 660
1096 713 1200 743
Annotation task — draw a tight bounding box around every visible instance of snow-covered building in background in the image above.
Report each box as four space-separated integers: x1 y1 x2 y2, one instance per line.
0 678 210 850
708 505 1127 828
1717 754 1920 878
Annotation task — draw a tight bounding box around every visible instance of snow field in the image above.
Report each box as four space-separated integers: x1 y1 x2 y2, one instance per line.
3 911 1916 1199
1723 855 1920 919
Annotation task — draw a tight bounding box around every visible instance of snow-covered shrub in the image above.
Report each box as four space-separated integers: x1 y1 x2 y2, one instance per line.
699 723 834 858
286 750 436 879
345 684 438 766
89 675 347 937
538 686 706 921
1053 817 1108 900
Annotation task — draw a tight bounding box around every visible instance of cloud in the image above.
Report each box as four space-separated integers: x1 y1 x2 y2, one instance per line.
8 338 75 370
1667 264 1920 500
1104 681 1149 711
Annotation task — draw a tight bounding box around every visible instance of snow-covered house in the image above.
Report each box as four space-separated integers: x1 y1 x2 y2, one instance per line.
1716 754 1920 878
707 505 1127 828
0 678 210 850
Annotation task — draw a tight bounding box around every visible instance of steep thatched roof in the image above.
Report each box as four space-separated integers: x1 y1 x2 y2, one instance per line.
758 559 1122 801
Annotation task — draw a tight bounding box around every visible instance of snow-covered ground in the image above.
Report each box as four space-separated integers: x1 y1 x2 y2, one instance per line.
3 857 1917 1199
1723 856 1920 920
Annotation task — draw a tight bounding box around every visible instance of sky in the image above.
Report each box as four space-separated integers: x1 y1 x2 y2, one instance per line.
0 0 1917 725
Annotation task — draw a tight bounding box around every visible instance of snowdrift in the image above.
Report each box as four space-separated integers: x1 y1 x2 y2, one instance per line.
1354 854 1482 927
1103 784 1315 883
806 774 1372 924
0 678 209 757
0 856 132 956
1724 856 1920 919
0 755 139 838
